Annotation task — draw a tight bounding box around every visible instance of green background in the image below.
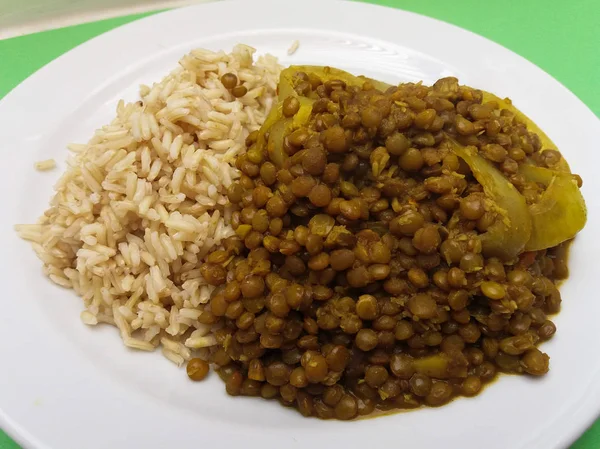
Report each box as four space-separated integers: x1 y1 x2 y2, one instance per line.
0 0 598 447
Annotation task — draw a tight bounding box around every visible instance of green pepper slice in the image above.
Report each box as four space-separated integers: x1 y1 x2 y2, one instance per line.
257 66 390 167
520 165 587 251
253 67 315 167
449 140 532 261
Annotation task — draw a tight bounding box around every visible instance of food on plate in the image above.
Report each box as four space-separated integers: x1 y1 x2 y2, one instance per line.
17 47 586 419
197 65 585 417
287 40 300 56
16 45 281 362
34 158 57 171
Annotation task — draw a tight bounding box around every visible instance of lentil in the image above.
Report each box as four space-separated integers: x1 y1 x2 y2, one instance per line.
194 70 582 420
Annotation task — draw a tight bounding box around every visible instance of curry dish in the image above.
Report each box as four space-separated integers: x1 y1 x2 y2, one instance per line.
17 43 587 421
184 66 587 419
76 59 591 420
185 66 587 419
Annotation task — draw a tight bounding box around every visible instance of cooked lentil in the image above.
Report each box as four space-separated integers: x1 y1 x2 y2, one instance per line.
188 68 585 420
186 358 210 381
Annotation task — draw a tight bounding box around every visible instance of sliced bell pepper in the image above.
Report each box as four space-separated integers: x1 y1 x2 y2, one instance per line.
266 97 313 167
413 353 468 379
519 164 587 251
253 68 315 167
448 139 532 261
257 66 391 167
413 354 451 378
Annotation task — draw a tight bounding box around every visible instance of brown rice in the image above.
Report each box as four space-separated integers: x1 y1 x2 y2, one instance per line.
16 45 281 365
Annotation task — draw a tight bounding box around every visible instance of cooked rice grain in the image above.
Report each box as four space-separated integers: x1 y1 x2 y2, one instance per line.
287 40 300 56
34 159 57 171
17 45 281 364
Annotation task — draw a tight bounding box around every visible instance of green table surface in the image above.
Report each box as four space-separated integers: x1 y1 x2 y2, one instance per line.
0 1 599 448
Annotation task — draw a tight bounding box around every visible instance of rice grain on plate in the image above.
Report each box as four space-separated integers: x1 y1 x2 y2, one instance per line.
16 45 280 365
287 40 300 55
34 159 56 171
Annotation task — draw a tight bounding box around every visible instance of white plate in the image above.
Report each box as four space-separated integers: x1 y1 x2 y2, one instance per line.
1 1 599 448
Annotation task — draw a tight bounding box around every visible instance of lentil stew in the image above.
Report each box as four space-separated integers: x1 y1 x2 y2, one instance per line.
189 66 586 419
